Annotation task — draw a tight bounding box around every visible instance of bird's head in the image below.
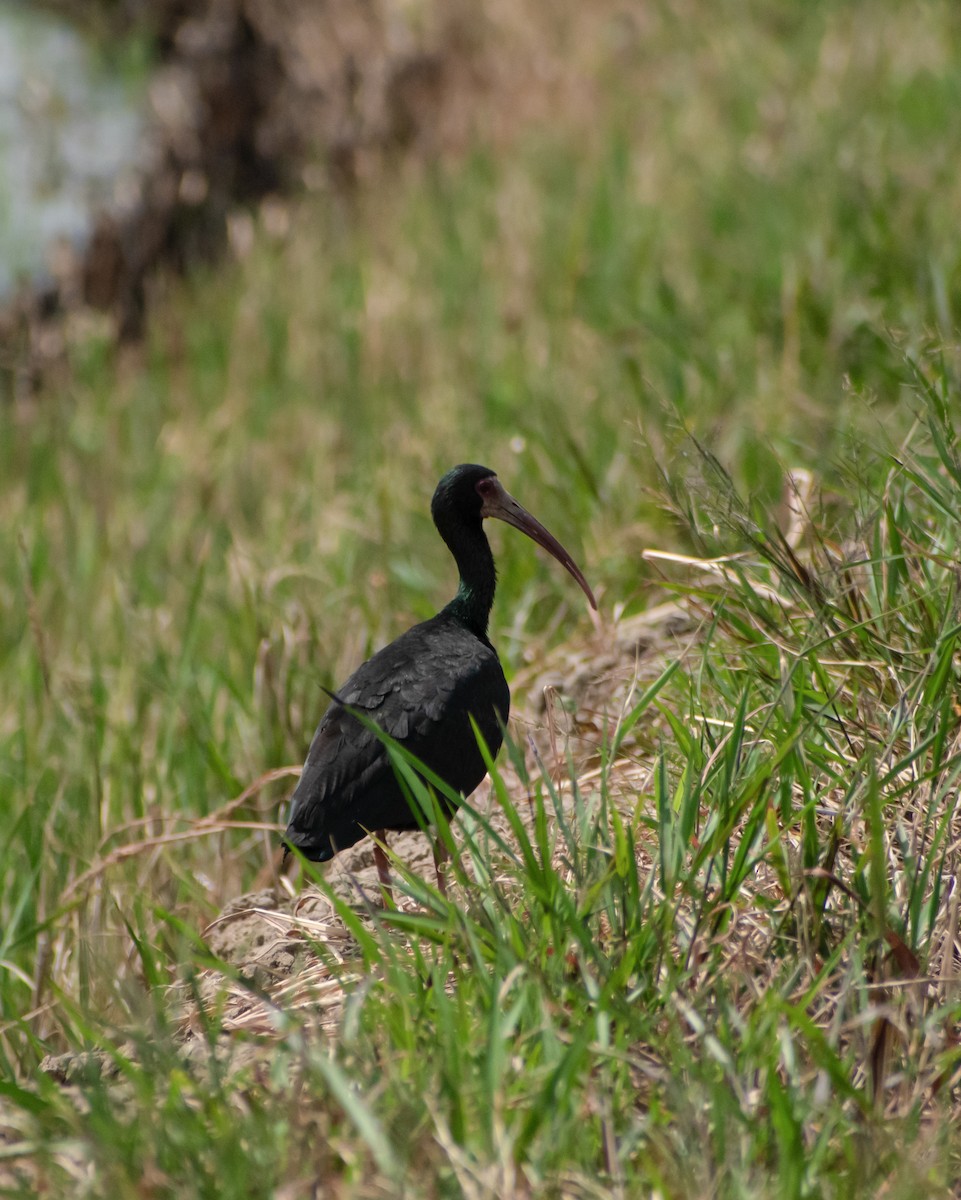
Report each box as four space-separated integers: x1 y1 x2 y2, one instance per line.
432 464 596 609
431 463 497 525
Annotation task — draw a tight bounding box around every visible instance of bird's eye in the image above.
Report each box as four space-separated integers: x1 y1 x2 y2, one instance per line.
476 477 496 498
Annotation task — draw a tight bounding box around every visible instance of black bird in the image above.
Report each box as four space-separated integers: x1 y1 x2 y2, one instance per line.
283 463 596 897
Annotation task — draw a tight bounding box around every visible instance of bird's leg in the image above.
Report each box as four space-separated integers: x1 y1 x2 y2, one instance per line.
373 832 394 906
433 836 451 899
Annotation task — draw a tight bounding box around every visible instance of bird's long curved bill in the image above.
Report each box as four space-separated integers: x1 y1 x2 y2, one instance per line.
480 479 597 609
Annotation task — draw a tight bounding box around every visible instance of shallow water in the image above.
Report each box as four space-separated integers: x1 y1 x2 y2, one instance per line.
0 2 147 296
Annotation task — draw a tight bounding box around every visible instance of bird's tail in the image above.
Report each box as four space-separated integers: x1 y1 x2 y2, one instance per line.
282 827 335 863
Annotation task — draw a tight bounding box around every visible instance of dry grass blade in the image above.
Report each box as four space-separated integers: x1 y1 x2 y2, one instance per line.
61 768 297 904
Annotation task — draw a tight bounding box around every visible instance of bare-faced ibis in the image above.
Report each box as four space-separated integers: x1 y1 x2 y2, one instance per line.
283 463 596 897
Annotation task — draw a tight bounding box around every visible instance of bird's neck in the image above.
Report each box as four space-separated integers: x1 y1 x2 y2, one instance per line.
441 524 496 639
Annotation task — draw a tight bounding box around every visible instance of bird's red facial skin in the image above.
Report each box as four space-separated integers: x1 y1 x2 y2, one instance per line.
475 477 498 505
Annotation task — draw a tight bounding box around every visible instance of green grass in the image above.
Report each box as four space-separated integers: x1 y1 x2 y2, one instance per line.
3 0 961 1194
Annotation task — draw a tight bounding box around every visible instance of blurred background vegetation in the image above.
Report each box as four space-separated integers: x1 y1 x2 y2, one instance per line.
2 0 961 1193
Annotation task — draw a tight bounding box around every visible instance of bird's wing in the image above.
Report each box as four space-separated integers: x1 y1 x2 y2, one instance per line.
285 616 507 848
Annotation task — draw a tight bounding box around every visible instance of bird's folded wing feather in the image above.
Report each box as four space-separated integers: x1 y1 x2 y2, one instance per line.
287 617 503 830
